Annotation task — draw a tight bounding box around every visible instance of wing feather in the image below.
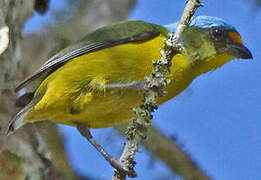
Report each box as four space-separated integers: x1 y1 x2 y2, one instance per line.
15 21 165 92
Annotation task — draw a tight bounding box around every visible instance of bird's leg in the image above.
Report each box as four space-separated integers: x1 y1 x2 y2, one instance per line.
76 124 137 178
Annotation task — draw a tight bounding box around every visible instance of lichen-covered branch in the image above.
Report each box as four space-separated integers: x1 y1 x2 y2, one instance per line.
115 125 211 180
166 0 203 48
113 1 203 179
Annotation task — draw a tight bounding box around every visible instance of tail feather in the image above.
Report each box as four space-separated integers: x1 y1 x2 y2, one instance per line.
6 94 39 136
15 92 34 108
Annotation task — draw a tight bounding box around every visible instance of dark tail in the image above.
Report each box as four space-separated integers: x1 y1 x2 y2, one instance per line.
6 92 38 136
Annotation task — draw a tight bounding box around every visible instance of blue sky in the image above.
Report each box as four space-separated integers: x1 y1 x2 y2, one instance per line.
25 0 261 179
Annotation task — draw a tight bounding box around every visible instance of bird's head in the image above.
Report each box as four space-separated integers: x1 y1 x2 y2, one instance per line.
165 16 252 75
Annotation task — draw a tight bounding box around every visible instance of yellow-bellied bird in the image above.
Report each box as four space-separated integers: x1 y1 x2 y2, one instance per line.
7 16 253 175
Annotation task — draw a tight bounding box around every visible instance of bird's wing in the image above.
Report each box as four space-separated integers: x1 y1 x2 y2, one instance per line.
15 20 168 92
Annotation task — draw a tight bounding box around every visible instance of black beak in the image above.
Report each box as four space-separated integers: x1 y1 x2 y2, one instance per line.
228 44 253 59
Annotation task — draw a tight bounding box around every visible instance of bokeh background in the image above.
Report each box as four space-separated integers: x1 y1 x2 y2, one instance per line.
23 0 261 179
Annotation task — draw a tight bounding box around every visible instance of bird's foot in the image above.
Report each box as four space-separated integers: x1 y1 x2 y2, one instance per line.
108 157 137 178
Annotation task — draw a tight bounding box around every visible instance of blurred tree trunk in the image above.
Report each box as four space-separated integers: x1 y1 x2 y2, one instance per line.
0 1 40 179
0 0 210 180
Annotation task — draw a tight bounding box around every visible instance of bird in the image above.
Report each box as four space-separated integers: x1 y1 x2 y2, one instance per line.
6 16 252 175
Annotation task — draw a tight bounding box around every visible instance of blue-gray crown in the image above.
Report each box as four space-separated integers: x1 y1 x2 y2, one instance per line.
164 16 236 32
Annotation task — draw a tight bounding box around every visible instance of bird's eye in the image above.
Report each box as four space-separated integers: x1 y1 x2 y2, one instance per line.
211 27 224 40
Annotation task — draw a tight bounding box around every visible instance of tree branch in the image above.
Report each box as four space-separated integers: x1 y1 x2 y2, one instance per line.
113 1 203 179
115 125 211 180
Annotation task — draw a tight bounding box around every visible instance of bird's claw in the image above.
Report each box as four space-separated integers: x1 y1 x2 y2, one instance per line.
109 157 137 178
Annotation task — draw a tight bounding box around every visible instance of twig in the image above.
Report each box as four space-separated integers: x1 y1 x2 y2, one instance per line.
112 0 203 179
115 125 211 180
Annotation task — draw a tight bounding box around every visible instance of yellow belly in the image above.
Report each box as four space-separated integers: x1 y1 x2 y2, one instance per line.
25 35 193 128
